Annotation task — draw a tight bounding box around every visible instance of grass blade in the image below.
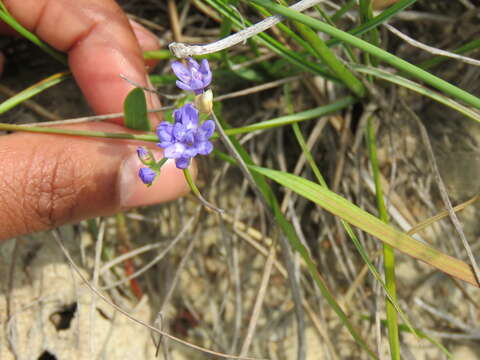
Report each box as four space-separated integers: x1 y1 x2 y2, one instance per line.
366 116 400 360
250 165 480 288
248 0 480 109
352 65 480 123
0 72 70 114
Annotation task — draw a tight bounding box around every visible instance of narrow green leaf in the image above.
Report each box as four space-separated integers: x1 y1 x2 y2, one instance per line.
124 87 151 131
250 166 480 288
352 65 480 123
0 72 70 114
0 2 67 65
248 0 480 109
284 85 416 337
223 96 356 136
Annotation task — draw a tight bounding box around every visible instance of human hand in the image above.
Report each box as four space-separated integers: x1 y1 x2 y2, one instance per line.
0 0 191 240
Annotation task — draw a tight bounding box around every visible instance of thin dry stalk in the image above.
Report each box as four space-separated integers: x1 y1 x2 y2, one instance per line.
101 212 198 291
155 225 199 357
239 244 276 356
167 0 183 43
89 220 106 356
406 104 480 284
384 23 480 67
52 229 264 360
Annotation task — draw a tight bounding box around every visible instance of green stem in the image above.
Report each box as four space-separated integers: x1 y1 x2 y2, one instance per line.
366 117 400 360
0 123 158 142
223 96 356 135
0 97 355 142
183 168 223 213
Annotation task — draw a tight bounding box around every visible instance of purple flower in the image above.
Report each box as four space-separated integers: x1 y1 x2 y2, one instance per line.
156 103 215 169
139 167 157 185
171 58 212 95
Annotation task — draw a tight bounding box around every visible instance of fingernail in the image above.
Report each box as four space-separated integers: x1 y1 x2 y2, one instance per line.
118 150 189 208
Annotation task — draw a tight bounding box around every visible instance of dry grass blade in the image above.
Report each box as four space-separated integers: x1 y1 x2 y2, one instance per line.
384 23 480 67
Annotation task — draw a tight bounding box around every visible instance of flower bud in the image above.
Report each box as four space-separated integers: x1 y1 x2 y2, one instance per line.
138 167 157 186
195 89 213 114
136 146 155 166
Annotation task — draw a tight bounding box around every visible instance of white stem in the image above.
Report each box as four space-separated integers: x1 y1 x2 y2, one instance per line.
169 0 323 58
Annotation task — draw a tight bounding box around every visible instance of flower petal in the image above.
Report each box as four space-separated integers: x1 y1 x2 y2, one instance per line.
175 80 194 92
200 59 212 87
156 121 173 140
199 58 210 76
183 145 198 158
164 142 186 159
199 120 215 139
173 122 187 141
187 57 200 70
190 78 206 93
183 104 199 126
171 61 191 83
196 140 213 155
175 157 191 169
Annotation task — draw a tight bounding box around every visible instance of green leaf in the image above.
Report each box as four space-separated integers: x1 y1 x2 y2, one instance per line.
124 87 151 131
250 165 480 288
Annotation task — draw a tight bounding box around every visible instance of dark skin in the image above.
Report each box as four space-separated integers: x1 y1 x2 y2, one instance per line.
0 0 193 240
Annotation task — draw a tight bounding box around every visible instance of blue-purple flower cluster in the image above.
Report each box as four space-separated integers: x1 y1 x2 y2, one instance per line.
138 57 214 186
157 104 215 170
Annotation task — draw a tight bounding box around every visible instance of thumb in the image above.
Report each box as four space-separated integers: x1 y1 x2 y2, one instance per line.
0 123 193 241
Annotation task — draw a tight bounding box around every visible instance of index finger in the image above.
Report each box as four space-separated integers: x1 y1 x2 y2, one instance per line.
3 0 160 123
